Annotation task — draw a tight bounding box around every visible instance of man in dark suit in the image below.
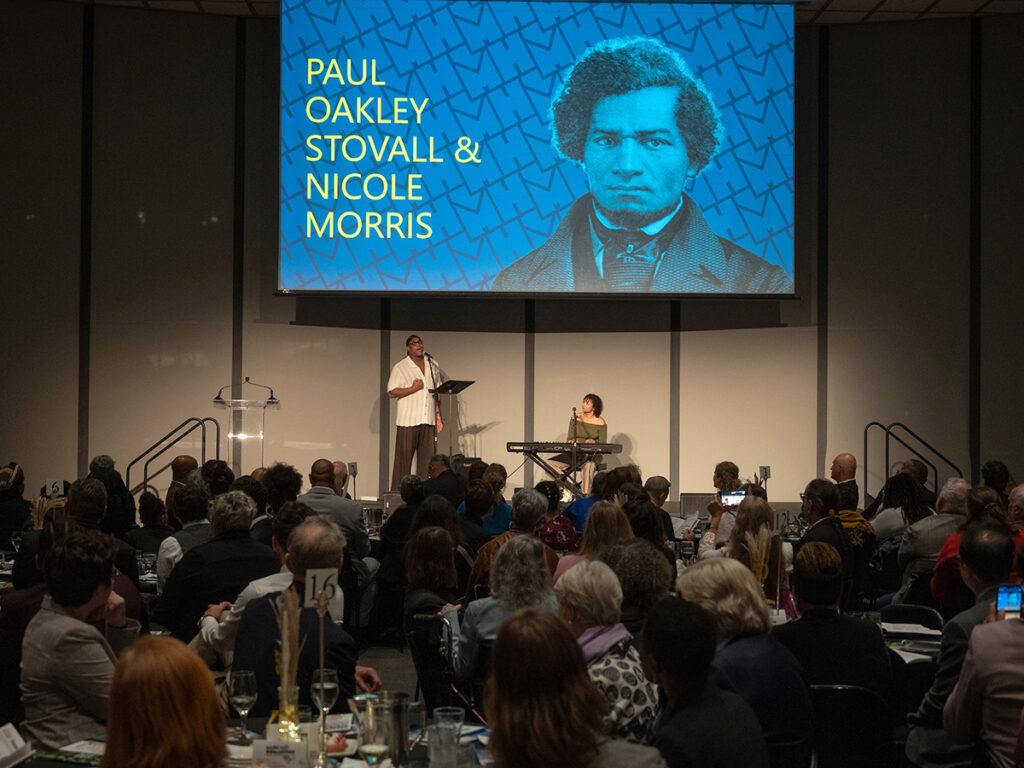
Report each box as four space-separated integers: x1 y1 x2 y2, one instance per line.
795 479 854 590
772 542 890 697
234 516 360 718
489 37 792 295
830 453 859 511
906 523 1014 767
421 454 467 507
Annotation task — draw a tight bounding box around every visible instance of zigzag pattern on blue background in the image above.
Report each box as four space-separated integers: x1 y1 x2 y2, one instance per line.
281 0 794 292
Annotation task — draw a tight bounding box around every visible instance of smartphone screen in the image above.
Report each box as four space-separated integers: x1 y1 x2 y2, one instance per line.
997 584 1022 616
720 490 747 511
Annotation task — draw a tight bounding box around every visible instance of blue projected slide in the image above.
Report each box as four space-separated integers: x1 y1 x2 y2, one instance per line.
281 1 794 294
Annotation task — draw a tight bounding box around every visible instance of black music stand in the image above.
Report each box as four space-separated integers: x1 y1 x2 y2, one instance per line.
430 380 474 456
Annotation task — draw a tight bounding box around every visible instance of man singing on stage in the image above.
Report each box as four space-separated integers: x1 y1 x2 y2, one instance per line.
387 335 443 490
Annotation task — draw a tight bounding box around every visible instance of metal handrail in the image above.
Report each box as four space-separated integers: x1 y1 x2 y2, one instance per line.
862 420 963 502
126 417 221 495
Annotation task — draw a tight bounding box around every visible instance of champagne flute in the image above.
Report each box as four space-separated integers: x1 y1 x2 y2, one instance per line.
310 668 340 767
228 670 257 746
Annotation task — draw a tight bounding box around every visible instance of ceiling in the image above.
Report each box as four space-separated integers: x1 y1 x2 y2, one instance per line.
53 0 1024 24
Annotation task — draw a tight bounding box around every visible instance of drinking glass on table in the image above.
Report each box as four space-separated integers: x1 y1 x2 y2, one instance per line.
228 670 257 746
310 668 340 767
10 532 23 553
358 706 393 766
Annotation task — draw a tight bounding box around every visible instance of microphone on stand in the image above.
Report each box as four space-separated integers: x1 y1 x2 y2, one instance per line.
572 406 577 420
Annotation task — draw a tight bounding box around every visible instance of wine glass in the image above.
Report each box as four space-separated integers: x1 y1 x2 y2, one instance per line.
10 532 23 553
228 670 257 746
310 668 340 767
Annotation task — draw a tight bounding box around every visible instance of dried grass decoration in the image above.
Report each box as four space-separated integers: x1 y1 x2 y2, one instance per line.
270 585 305 741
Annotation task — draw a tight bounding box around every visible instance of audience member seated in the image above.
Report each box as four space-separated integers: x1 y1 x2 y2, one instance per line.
409 495 475 596
932 486 1022 613
1010 485 1024 533
599 539 673 636
0 521 145 725
555 500 634 581
903 459 939 510
421 454 468 506
263 462 303 521
0 462 31 551
894 477 968 604
772 543 890 697
944 543 1024 768
795 479 854 593
871 471 933 542
234 517 365 718
447 535 557 684
554 560 659 743
164 455 198 530
484 609 668 768
643 475 676 542
536 480 580 553
297 459 378 626
709 460 744 543
86 455 136 538
465 489 558 601
197 501 344 658
623 499 676 578
15 478 140 591
21 529 141 749
232 474 271 546
479 463 512 536
830 452 859 511
459 479 495 553
906 523 1014 767
200 459 235 498
981 459 1012 509
641 596 769 768
332 458 352 499
677 558 814 767
377 474 425 586
100 635 227 768
697 496 794 615
155 482 211 594
564 471 607 534
123 491 175 554
154 490 278 640
402 526 460 632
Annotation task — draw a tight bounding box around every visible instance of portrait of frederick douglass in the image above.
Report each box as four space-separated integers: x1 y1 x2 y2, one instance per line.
490 36 793 294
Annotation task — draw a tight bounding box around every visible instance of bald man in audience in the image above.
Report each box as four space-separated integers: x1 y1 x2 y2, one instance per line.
297 459 378 625
644 475 676 542
332 460 352 499
830 453 858 511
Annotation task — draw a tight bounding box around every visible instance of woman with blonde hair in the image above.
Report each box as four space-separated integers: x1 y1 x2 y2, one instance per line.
101 635 227 768
485 610 667 768
676 558 812 768
554 501 633 581
697 496 793 614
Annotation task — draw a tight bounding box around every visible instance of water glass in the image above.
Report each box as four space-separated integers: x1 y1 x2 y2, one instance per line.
427 723 459 768
228 670 257 746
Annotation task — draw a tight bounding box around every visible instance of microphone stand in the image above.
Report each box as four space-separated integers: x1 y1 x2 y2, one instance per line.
571 407 579 489
425 353 442 451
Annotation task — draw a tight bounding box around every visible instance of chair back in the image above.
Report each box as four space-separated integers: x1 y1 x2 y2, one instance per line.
406 614 453 711
810 684 897 767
